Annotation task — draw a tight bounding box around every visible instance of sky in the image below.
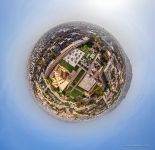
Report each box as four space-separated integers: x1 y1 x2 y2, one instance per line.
0 0 155 150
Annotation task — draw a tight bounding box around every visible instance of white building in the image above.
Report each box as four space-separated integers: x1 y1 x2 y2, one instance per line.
63 49 85 67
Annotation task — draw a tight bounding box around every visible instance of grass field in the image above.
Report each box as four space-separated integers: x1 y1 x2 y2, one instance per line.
93 84 104 97
59 59 74 72
80 44 90 55
70 89 83 98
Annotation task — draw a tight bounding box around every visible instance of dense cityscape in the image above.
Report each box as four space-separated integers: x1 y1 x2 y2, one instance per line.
28 22 130 121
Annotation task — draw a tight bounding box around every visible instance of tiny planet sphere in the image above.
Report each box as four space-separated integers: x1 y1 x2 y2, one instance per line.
28 22 132 121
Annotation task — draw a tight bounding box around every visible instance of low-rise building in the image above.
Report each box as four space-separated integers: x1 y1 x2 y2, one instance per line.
63 49 85 67
78 74 96 91
50 64 70 91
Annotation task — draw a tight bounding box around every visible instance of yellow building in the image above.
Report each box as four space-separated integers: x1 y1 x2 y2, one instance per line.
50 64 70 91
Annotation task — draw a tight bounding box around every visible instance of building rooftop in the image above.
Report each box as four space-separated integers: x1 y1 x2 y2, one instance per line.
63 48 85 67
78 74 96 91
50 64 70 91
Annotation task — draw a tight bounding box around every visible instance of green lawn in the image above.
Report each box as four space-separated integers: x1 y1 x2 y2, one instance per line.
59 60 74 72
65 87 72 96
70 89 83 98
93 84 104 97
80 44 90 55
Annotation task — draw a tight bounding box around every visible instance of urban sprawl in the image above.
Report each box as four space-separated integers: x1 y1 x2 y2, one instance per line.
29 23 126 120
